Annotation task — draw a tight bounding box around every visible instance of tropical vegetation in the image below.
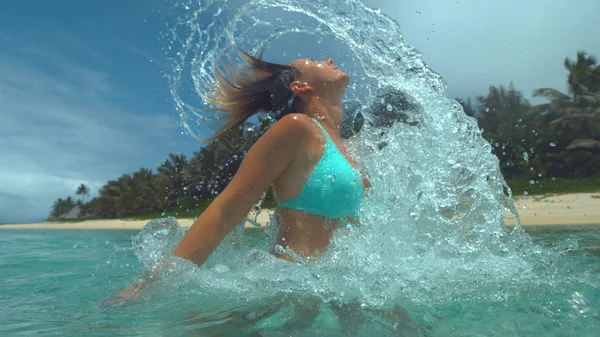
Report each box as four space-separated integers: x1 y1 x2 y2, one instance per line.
50 51 600 219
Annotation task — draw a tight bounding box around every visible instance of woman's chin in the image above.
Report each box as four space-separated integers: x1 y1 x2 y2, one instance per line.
339 72 351 86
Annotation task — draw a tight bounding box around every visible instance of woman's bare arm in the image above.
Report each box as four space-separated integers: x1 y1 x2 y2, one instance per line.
99 115 313 307
172 114 312 266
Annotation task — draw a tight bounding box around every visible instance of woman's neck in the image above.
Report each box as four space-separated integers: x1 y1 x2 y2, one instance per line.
304 97 344 135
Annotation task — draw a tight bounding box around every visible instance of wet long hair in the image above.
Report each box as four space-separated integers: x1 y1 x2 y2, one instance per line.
205 48 303 139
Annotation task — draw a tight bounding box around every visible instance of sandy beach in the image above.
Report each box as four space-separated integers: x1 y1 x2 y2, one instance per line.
2 193 599 230
0 210 275 230
506 192 600 227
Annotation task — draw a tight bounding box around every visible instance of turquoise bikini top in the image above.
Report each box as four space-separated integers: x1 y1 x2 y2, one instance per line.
275 118 364 219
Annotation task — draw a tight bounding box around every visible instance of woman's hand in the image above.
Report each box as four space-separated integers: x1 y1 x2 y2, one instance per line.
99 282 147 308
99 260 169 308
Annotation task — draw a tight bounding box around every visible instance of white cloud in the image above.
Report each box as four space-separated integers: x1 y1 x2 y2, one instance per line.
0 50 181 223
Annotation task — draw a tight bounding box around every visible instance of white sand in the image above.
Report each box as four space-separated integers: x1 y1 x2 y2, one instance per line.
506 193 600 226
0 210 274 230
2 194 599 230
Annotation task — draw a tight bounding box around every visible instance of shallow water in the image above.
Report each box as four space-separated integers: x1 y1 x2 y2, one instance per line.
4 0 597 335
159 1 600 335
1 224 599 336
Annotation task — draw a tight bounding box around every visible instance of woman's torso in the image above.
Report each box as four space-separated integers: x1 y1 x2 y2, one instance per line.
270 117 367 262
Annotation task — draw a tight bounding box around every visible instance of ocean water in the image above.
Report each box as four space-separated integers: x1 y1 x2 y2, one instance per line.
3 0 598 336
159 1 600 334
1 223 599 336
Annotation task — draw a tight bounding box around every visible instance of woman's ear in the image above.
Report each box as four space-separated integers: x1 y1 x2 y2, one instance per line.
290 81 313 95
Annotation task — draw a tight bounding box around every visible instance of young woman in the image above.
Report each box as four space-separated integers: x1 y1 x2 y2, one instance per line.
102 49 370 307
101 51 424 335
173 50 370 265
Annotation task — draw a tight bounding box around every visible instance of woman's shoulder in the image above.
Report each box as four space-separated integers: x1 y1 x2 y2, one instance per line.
253 113 315 149
267 113 315 137
275 113 314 127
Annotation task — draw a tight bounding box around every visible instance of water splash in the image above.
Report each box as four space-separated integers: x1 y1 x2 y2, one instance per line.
165 0 527 310
144 0 600 334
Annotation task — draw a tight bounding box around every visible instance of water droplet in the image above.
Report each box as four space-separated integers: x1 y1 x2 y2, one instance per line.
529 180 535 185
274 245 285 255
386 104 393 111
203 262 225 273
570 292 591 314
522 205 527 209
549 142 556 147
161 212 166 216
523 152 529 162
523 191 529 196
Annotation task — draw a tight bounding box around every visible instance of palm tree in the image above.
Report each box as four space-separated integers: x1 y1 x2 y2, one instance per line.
95 177 127 218
564 51 600 98
50 197 76 218
157 153 189 205
75 184 90 203
532 88 600 153
532 52 600 176
131 168 155 214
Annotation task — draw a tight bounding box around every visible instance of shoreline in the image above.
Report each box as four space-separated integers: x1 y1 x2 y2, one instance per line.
0 211 274 230
506 192 600 227
2 193 599 230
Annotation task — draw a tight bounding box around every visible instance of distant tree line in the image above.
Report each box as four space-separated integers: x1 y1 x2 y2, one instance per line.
49 118 273 220
50 51 600 219
458 50 600 180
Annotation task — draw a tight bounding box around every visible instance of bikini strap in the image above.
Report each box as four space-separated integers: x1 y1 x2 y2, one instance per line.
310 118 332 143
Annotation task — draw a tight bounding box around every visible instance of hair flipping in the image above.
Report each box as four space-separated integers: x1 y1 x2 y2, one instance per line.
205 48 303 139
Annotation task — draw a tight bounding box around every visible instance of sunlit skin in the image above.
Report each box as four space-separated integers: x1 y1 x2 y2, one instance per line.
101 58 368 306
271 58 363 261
172 57 368 264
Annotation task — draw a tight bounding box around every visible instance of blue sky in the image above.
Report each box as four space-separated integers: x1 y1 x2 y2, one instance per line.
1 0 598 223
0 0 195 223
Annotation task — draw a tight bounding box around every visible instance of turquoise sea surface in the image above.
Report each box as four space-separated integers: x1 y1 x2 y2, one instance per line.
1 224 599 336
